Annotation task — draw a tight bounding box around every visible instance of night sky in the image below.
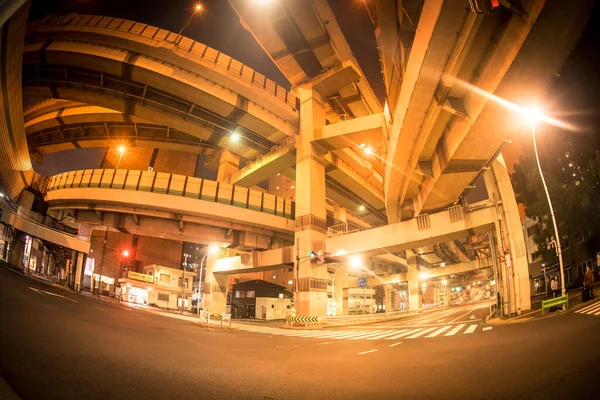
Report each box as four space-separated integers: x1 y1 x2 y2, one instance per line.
27 0 600 176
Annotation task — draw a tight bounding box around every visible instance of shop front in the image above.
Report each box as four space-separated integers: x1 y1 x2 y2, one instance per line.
119 271 155 306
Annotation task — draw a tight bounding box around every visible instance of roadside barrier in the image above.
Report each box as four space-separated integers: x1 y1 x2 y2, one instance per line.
221 313 232 328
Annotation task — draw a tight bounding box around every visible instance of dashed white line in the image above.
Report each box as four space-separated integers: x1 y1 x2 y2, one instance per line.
482 327 492 331
389 342 403 347
93 307 107 312
464 324 478 334
357 349 378 355
318 342 333 345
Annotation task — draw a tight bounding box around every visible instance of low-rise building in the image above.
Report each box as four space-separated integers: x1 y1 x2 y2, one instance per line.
229 280 292 320
119 264 193 311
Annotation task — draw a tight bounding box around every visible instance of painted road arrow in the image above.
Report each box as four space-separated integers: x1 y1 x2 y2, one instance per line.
29 287 78 302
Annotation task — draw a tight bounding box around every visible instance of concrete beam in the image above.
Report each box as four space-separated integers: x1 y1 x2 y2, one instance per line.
44 187 294 234
314 113 384 151
421 259 490 279
326 204 497 257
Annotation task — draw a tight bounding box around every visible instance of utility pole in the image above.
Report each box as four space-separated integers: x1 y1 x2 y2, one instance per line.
97 229 108 298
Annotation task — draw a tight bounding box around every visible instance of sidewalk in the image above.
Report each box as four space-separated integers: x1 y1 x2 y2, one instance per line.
487 281 600 325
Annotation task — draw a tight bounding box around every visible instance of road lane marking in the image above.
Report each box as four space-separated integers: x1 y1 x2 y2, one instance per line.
386 329 422 340
329 331 372 340
445 324 466 336
469 315 477 320
357 349 378 355
349 330 385 340
389 342 403 347
29 287 78 302
448 306 480 323
482 327 492 331
367 331 406 340
405 327 438 339
464 324 478 334
576 302 600 314
425 325 452 338
318 342 333 345
436 319 446 323
93 307 107 312
575 301 600 313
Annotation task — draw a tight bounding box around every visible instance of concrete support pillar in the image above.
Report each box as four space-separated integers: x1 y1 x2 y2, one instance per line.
217 150 240 183
483 154 531 314
74 252 85 292
407 255 422 311
333 270 347 316
203 251 228 315
384 285 393 312
294 84 328 317
332 203 347 223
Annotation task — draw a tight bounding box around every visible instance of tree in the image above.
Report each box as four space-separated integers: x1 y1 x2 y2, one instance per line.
511 126 600 265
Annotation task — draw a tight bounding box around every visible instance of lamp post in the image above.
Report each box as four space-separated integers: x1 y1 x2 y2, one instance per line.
175 4 203 45
527 109 566 298
198 245 219 315
181 253 191 315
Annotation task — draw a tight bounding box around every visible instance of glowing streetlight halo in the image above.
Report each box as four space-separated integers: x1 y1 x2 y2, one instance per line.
349 255 362 269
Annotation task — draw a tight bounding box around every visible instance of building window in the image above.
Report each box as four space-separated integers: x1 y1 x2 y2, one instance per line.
178 277 189 288
160 274 170 283
235 290 245 298
561 236 570 250
278 293 284 299
575 231 585 244
158 293 169 302
246 290 255 298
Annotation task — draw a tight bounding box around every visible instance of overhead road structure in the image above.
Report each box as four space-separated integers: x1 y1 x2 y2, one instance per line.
43 169 295 249
24 101 217 163
371 0 593 222
24 14 299 161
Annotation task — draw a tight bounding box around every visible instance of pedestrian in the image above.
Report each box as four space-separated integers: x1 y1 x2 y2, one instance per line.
584 267 595 300
550 277 558 298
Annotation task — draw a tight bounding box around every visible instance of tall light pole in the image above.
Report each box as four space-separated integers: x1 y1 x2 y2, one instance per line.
527 108 566 298
175 4 204 45
181 252 191 314
198 245 218 314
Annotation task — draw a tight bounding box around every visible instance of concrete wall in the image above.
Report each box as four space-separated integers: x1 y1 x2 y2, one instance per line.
255 297 291 320
136 236 182 270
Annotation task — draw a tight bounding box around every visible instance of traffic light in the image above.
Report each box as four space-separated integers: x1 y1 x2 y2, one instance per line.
122 250 130 257
308 251 326 263
468 0 500 14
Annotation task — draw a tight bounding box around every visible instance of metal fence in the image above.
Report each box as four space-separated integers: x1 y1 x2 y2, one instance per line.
45 169 295 220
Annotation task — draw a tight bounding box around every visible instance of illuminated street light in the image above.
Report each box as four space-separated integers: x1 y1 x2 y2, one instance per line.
442 279 448 286
349 255 362 269
419 272 428 280
526 106 566 298
364 146 373 155
358 205 365 211
198 245 220 315
230 131 241 142
175 3 205 45
334 249 347 256
116 144 127 169
122 250 129 257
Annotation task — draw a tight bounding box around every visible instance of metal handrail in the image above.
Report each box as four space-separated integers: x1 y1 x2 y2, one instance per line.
45 169 296 220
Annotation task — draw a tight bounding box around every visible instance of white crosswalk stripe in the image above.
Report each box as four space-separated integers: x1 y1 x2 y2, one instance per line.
425 325 452 338
575 301 600 315
445 324 466 336
232 323 491 341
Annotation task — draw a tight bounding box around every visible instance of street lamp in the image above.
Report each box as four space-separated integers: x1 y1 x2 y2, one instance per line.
175 3 204 45
116 145 126 169
525 107 566 298
198 244 219 315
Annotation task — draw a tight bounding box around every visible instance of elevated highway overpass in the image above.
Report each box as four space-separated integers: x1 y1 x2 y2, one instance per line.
0 1 589 318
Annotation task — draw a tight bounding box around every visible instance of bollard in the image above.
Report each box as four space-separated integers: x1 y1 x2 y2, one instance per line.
220 314 224 327
205 311 211 325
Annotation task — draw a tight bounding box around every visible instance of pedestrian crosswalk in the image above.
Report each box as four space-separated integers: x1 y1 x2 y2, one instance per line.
575 300 600 316
233 323 491 341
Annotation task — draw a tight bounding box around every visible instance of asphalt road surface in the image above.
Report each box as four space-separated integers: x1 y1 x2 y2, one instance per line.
1 266 599 400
